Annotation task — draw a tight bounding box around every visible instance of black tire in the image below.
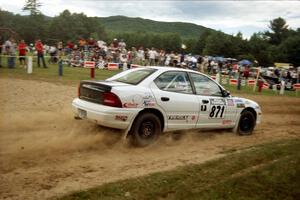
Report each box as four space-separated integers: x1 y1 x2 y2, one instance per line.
237 110 256 135
129 113 161 147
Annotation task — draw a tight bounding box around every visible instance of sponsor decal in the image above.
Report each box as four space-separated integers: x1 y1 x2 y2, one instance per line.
210 98 226 105
234 99 244 103
143 100 156 106
168 115 188 120
115 115 128 121
236 103 245 108
123 102 138 108
143 93 154 100
227 99 234 106
201 105 207 111
222 120 232 125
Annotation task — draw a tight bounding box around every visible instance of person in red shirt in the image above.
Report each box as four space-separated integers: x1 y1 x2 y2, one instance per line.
87 37 95 49
66 40 74 55
243 66 250 79
35 39 47 68
18 40 27 68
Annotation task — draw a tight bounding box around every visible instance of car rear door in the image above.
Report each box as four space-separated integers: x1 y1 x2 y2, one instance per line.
150 71 199 130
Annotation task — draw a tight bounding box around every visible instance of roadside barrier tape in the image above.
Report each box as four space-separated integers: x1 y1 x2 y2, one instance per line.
0 55 65 58
247 79 256 85
293 83 300 89
107 63 119 70
229 79 238 85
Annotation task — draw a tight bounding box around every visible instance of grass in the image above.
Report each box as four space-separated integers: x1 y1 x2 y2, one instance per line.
58 139 300 200
223 84 298 97
0 57 298 97
0 57 120 85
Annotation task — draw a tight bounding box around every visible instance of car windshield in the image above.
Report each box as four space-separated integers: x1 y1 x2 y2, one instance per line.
114 68 157 85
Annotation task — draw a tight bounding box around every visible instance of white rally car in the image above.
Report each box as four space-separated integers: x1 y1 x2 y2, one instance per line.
72 67 262 146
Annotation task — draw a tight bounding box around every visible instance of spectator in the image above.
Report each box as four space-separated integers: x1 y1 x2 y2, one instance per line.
18 40 27 68
208 60 212 74
0 36 3 67
130 47 138 65
137 47 145 65
49 45 57 64
35 39 47 68
57 41 63 58
112 38 119 48
148 47 157 66
158 50 165 66
78 38 86 51
165 53 171 66
144 48 149 66
118 39 126 50
66 40 74 55
3 37 16 68
243 66 250 79
87 37 96 49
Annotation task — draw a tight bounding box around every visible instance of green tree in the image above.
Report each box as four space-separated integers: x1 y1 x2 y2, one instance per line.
194 30 212 54
48 10 106 43
265 17 289 45
278 33 300 66
248 32 273 66
23 0 42 15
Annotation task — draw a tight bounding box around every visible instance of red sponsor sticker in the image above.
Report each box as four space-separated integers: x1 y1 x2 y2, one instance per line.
222 120 232 125
123 102 138 108
115 115 128 121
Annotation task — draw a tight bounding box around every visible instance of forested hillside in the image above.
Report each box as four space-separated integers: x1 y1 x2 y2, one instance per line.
98 15 214 39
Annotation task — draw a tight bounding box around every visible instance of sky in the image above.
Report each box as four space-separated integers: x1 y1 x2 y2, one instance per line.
1 0 300 38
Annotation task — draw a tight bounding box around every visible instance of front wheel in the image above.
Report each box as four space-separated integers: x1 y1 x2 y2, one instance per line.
129 113 161 147
234 110 256 135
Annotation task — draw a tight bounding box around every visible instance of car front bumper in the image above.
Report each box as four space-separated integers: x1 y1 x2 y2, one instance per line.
72 98 139 130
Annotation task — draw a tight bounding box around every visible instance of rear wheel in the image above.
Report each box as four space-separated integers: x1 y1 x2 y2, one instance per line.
236 110 256 135
129 113 161 147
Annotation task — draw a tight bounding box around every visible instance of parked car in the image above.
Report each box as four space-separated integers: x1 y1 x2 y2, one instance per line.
72 67 262 146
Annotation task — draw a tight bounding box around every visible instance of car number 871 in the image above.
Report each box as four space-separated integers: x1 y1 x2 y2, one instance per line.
209 105 225 118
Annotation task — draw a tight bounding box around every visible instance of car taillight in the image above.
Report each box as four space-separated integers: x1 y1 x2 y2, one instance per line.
103 92 122 108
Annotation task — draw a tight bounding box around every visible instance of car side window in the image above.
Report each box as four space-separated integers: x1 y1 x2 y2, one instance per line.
190 73 223 96
154 71 193 94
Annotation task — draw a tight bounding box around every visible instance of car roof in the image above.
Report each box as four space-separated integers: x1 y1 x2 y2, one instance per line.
140 66 200 74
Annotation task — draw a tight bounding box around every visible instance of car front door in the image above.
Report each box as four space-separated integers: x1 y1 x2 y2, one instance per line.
189 73 236 128
150 71 199 130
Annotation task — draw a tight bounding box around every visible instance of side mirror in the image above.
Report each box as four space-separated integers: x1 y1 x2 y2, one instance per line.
223 90 231 97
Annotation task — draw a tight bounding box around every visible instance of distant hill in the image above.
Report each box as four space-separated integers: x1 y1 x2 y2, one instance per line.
98 16 215 39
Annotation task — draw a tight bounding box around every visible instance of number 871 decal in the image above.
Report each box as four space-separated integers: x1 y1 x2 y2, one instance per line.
209 105 225 118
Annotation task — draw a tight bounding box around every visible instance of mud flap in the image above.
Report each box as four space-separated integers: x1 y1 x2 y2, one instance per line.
232 114 241 134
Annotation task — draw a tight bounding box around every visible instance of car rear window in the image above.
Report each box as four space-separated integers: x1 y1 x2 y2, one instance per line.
114 68 157 85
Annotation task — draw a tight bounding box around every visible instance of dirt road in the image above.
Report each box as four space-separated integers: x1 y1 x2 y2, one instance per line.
0 78 299 200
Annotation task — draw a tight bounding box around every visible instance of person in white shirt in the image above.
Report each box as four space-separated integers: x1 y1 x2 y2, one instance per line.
137 47 145 65
148 48 157 66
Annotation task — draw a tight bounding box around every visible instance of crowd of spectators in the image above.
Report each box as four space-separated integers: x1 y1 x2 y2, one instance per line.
45 37 200 70
0 37 299 86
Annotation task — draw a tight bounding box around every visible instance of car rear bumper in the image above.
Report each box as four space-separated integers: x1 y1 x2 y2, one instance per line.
72 98 139 130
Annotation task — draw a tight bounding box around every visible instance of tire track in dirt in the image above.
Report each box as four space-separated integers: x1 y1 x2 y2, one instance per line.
0 78 299 200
